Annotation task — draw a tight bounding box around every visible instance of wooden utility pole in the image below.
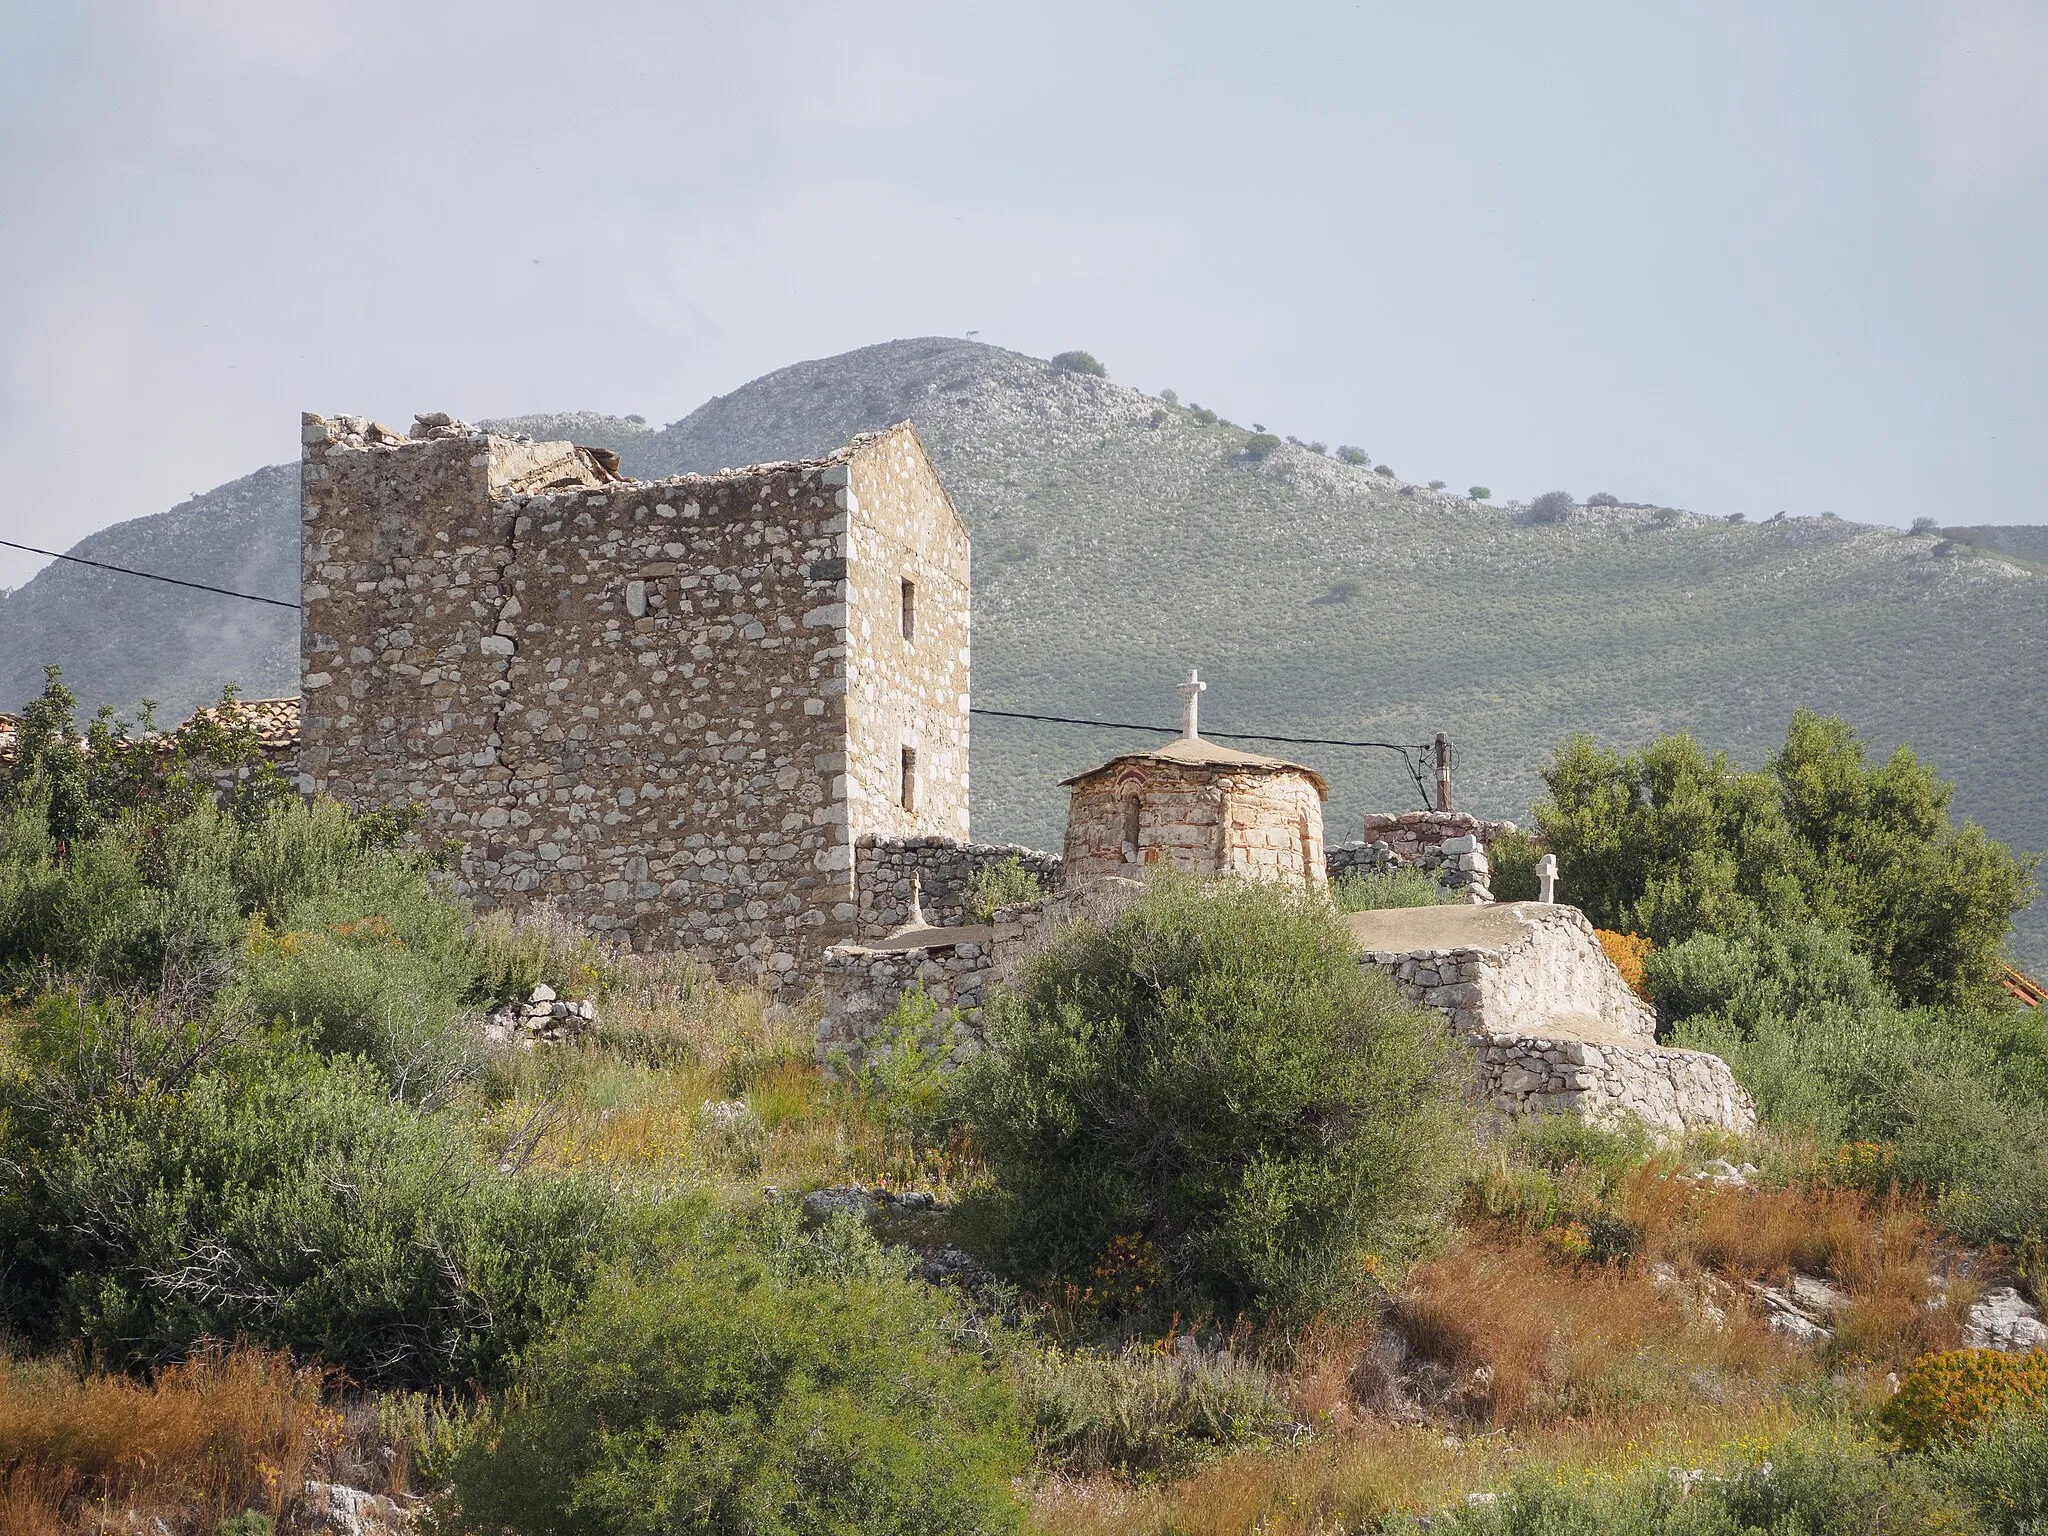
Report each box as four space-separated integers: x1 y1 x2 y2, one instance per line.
1434 732 1453 812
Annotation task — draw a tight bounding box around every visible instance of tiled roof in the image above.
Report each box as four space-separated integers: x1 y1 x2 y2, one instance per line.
1062 732 1330 796
0 696 299 772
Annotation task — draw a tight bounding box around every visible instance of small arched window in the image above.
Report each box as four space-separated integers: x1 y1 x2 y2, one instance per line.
1119 794 1141 864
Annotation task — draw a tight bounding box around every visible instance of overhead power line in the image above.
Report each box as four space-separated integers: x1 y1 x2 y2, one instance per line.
0 540 1444 808
0 539 302 611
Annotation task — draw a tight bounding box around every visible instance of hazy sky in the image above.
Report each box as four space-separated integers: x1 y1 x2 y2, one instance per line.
3 1 2045 589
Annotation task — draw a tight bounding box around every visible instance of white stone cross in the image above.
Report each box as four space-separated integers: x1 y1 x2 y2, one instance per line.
1178 667 1207 740
1536 853 1558 904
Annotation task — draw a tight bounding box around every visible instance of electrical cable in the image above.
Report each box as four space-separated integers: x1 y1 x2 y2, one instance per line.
0 539 302 610
2 538 1449 809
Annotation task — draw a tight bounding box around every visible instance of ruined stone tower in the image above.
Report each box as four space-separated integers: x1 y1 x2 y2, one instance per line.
297 412 969 981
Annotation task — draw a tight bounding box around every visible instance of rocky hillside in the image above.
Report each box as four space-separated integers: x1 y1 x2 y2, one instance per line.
2 338 2042 960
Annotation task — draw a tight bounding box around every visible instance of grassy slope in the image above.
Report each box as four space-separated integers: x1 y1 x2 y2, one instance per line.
629 339 2048 965
1 340 2041 961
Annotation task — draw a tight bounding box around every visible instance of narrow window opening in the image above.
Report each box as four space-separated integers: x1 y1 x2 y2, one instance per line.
900 577 917 642
900 747 918 813
1120 795 1141 863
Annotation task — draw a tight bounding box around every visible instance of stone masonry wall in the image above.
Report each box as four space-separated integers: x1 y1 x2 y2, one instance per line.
1063 762 1325 889
855 836 1063 937
1329 834 1492 900
1469 1031 1756 1138
1359 810 1516 862
1357 904 1657 1043
816 932 995 1067
299 413 966 984
845 435 972 844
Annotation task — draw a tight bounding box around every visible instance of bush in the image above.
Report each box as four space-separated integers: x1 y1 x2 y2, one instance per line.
1158 388 1178 405
1526 490 1575 523
1587 491 1620 507
837 982 960 1147
443 1212 1026 1536
1428 479 1446 491
1923 1406 2048 1531
1532 715 2036 1005
1467 485 1492 500
1332 866 1453 911
1485 827 1542 901
1882 1349 2048 1451
1337 446 1370 465
964 854 1049 922
1373 464 1396 478
1594 930 1652 1001
1911 515 1941 535
1308 441 1328 456
1644 917 1888 1035
957 876 1467 1326
0 994 619 1389
1242 432 1283 461
1409 1434 1953 1535
1190 405 1218 426
1676 1003 2048 1249
1051 350 1105 377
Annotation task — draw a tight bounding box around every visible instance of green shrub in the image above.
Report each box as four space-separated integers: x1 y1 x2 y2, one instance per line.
1428 479 1446 491
1022 1341 1288 1474
964 854 1048 922
1051 350 1106 377
1373 464 1396 478
1532 714 2036 1005
1159 388 1179 405
1338 446 1370 465
1406 1433 1951 1535
1243 432 1283 461
957 876 1467 1326
1677 1002 2048 1249
1484 827 1542 902
1587 491 1620 507
1526 490 1575 523
1923 1406 2048 1532
837 982 959 1147
1333 866 1453 912
1644 917 1888 1036
0 994 618 1389
1190 406 1218 426
1467 485 1491 500
1911 516 1941 536
443 1214 1026 1536
215 1514 272 1536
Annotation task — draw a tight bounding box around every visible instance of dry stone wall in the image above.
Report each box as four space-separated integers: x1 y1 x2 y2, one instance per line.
855 835 1062 937
299 413 966 984
1469 1031 1756 1138
1354 903 1657 1043
1359 810 1516 862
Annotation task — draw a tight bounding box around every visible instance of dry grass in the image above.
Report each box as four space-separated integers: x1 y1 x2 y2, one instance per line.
0 1345 394 1536
1397 1233 1797 1429
1024 1402 1807 1535
489 953 983 1200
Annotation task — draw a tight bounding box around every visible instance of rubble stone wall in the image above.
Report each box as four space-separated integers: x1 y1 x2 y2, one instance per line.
1064 762 1325 889
299 413 966 983
855 835 1063 937
816 934 995 1067
1468 1030 1757 1138
1360 809 1515 862
1358 904 1657 1043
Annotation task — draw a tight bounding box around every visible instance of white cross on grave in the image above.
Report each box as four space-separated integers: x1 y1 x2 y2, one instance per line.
1178 668 1207 740
1536 853 1558 904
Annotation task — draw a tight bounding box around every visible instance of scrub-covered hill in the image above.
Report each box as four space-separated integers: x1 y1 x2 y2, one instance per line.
2 337 2041 959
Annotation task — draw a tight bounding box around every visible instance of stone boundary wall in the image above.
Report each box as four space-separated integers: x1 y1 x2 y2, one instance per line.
1469 1030 1756 1138
1358 904 1657 1043
1359 810 1515 862
855 836 1063 937
816 932 995 1067
1329 836 1491 901
819 877 1142 1066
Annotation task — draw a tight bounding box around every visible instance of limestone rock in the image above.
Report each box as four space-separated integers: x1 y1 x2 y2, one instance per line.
1966 1285 2048 1351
